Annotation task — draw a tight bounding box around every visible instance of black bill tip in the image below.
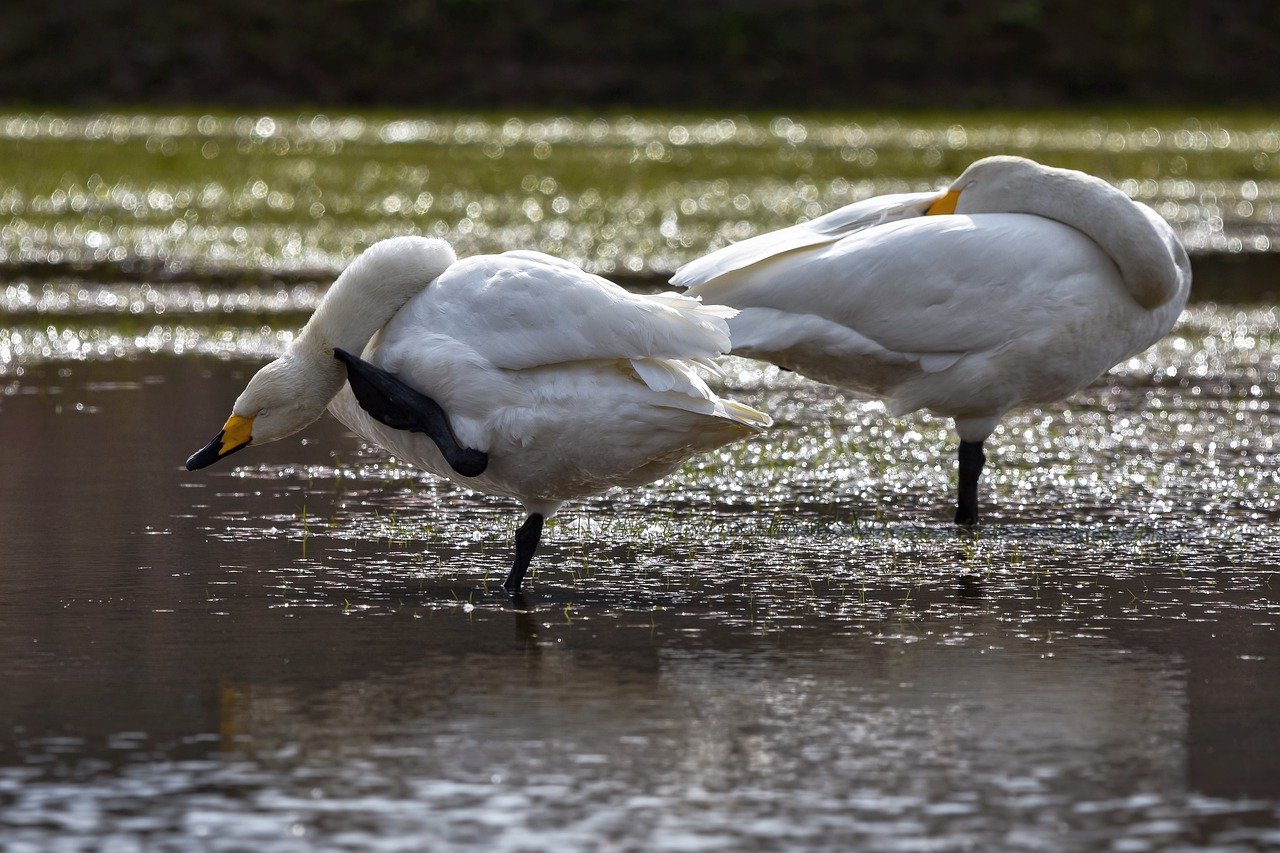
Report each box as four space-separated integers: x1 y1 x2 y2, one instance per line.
185 431 248 470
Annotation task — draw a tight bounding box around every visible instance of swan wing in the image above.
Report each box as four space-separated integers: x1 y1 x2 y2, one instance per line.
403 251 735 370
671 191 942 288
628 356 772 427
371 251 771 443
689 213 1124 363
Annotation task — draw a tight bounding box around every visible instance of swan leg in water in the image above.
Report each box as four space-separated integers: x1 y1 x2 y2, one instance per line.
333 348 488 478
507 514 545 591
954 440 986 526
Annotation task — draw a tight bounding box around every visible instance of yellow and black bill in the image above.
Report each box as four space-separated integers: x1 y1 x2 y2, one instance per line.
186 414 254 470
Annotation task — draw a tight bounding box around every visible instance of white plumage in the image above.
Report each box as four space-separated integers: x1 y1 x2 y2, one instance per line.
675 155 1192 523
329 246 769 516
187 237 769 588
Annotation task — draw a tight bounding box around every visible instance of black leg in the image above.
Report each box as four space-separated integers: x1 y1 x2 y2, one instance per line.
334 348 487 477
504 513 544 591
954 440 986 526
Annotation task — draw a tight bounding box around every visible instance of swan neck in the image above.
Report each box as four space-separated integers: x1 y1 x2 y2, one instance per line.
960 164 1188 310
1046 182 1185 310
293 236 457 364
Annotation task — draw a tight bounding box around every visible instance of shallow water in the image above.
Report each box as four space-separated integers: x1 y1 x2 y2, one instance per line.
2 289 1278 849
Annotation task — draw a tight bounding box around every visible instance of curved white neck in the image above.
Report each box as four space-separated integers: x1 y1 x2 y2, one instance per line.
227 237 457 444
291 236 457 379
956 158 1190 310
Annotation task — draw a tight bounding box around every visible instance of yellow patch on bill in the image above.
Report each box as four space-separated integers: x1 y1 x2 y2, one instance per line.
219 414 255 455
926 189 961 215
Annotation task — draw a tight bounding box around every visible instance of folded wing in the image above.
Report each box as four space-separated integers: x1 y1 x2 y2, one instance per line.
377 250 771 430
414 251 736 370
683 212 1123 369
672 191 941 290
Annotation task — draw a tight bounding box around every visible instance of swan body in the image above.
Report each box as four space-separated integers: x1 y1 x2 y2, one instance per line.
674 156 1191 522
188 237 770 588
326 249 770 515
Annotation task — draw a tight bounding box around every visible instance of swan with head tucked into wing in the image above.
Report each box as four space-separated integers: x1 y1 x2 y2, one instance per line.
674 156 1191 524
186 237 770 590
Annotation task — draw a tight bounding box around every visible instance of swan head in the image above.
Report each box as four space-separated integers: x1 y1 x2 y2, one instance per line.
922 155 1188 310
925 155 1047 216
186 352 339 470
186 235 456 471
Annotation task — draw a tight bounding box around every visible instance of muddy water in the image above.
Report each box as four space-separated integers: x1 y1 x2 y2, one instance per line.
1 294 1278 849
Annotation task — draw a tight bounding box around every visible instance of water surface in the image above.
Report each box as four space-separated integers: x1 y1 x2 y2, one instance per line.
1 297 1278 849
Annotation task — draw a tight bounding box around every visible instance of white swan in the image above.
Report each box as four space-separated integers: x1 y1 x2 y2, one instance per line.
187 237 770 589
674 156 1191 524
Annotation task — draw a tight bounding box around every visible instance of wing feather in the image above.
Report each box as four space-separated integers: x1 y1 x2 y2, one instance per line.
672 191 942 290
402 252 734 370
629 357 772 428
687 213 1120 362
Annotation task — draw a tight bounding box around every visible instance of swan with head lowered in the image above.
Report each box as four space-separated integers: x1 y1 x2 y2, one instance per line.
186 237 770 590
674 156 1191 524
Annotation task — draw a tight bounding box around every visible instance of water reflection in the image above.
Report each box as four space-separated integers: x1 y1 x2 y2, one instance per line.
4 107 1279 845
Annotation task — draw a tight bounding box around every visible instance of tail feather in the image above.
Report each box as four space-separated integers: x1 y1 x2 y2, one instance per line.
718 398 773 428
629 356 771 429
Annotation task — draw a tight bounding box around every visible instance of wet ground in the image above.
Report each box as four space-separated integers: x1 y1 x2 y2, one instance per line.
1 285 1278 849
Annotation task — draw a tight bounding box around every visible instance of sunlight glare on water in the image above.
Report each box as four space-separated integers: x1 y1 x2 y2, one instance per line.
1 292 1278 847
1 111 1278 280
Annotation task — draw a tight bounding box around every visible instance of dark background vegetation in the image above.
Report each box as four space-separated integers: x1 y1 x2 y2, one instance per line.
2 0 1276 109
